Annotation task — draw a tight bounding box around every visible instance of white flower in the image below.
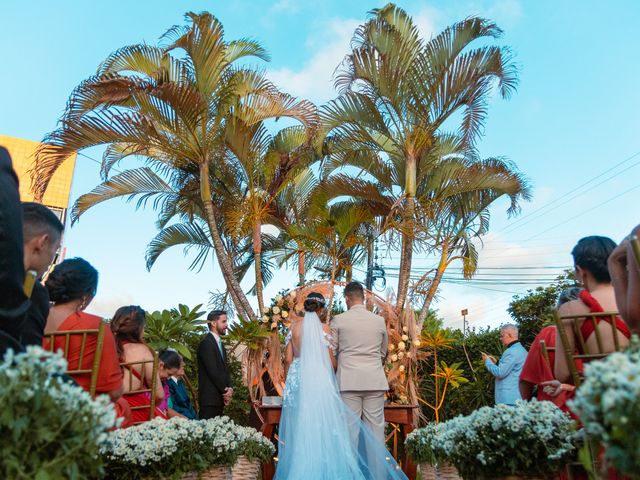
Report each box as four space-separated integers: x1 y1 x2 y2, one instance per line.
261 315 269 323
398 351 405 360
272 306 280 314
399 365 405 373
390 354 398 362
262 307 270 314
413 339 421 347
388 344 395 351
402 326 408 333
397 341 406 351
282 310 289 318
401 334 409 342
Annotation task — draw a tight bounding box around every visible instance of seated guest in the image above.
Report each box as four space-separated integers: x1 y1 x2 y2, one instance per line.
555 236 631 383
0 147 29 355
111 305 165 423
483 324 528 406
608 224 640 334
159 349 197 419
20 202 64 346
519 287 581 408
44 258 131 427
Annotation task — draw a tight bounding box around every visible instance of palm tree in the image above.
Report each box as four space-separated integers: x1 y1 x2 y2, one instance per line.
412 156 530 325
223 124 318 313
32 12 316 320
323 3 518 310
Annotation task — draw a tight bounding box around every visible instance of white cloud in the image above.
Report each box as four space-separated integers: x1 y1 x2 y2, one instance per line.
267 17 359 103
267 5 442 104
486 0 523 26
270 0 299 14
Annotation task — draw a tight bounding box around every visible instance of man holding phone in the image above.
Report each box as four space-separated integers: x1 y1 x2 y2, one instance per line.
483 324 527 405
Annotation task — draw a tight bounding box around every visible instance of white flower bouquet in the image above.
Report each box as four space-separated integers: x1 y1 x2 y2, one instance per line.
0 346 118 479
406 422 441 466
569 340 640 477
102 416 270 479
234 425 275 462
429 400 577 479
260 289 295 331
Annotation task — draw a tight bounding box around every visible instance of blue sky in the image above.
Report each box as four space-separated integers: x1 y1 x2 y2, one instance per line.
1 0 639 329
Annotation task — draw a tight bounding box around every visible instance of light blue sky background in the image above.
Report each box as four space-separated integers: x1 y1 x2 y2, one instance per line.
1 0 638 330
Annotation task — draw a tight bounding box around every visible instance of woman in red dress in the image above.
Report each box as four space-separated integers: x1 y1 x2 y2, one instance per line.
44 258 131 427
110 305 166 423
554 236 631 384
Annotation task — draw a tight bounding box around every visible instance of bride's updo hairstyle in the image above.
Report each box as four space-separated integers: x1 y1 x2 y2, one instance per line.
303 292 325 313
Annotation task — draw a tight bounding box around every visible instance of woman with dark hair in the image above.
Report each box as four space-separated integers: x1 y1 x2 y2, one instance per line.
159 349 197 419
44 258 131 427
111 305 165 423
554 236 631 383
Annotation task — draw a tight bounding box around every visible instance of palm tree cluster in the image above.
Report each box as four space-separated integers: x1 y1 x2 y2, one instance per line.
33 4 530 324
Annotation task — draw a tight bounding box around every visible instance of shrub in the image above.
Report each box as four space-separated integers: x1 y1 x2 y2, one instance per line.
0 347 117 479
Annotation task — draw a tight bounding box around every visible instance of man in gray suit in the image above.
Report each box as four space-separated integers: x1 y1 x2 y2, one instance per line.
331 281 388 443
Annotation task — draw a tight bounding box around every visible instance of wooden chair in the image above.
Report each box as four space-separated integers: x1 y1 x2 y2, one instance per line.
539 340 554 373
631 234 640 268
555 310 627 387
44 320 106 398
555 310 628 478
120 356 160 425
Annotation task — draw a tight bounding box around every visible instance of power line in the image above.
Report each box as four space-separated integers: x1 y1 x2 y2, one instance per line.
491 148 640 236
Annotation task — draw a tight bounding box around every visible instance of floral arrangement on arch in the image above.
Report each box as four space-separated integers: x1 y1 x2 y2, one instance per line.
260 289 297 331
410 400 577 479
0 346 118 479
385 307 425 405
569 339 640 477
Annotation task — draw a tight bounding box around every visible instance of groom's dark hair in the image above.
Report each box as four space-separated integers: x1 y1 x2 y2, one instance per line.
344 281 364 300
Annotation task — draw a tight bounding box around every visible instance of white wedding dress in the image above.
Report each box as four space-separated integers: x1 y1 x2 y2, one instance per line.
274 311 408 480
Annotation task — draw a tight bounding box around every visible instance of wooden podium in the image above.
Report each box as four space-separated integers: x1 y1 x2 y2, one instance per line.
257 403 418 480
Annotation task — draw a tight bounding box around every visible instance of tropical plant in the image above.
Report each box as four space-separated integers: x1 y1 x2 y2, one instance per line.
32 11 317 321
508 271 577 347
144 303 207 359
0 347 117 480
323 3 520 310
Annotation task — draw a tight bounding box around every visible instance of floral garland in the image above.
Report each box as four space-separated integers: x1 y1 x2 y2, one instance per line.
569 338 640 476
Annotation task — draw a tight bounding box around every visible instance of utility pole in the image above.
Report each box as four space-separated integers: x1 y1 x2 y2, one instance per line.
461 308 468 336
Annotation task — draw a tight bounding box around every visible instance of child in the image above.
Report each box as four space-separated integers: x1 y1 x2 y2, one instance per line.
158 349 197 419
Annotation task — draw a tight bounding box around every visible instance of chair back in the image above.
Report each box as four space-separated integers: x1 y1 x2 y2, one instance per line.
555 310 626 387
44 320 106 398
538 340 554 373
120 356 159 425
631 234 640 269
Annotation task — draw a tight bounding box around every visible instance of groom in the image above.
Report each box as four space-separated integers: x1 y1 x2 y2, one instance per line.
332 281 388 443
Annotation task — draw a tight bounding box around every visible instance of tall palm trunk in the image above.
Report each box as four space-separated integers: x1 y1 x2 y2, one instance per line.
253 219 264 315
396 154 417 312
298 250 305 286
326 236 338 316
418 242 450 328
200 161 255 320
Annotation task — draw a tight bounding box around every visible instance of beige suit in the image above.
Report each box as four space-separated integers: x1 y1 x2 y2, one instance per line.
331 304 388 443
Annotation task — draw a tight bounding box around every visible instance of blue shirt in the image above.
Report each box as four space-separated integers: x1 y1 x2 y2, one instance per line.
485 341 528 405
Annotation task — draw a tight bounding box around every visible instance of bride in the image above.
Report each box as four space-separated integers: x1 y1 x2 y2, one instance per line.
274 292 408 480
